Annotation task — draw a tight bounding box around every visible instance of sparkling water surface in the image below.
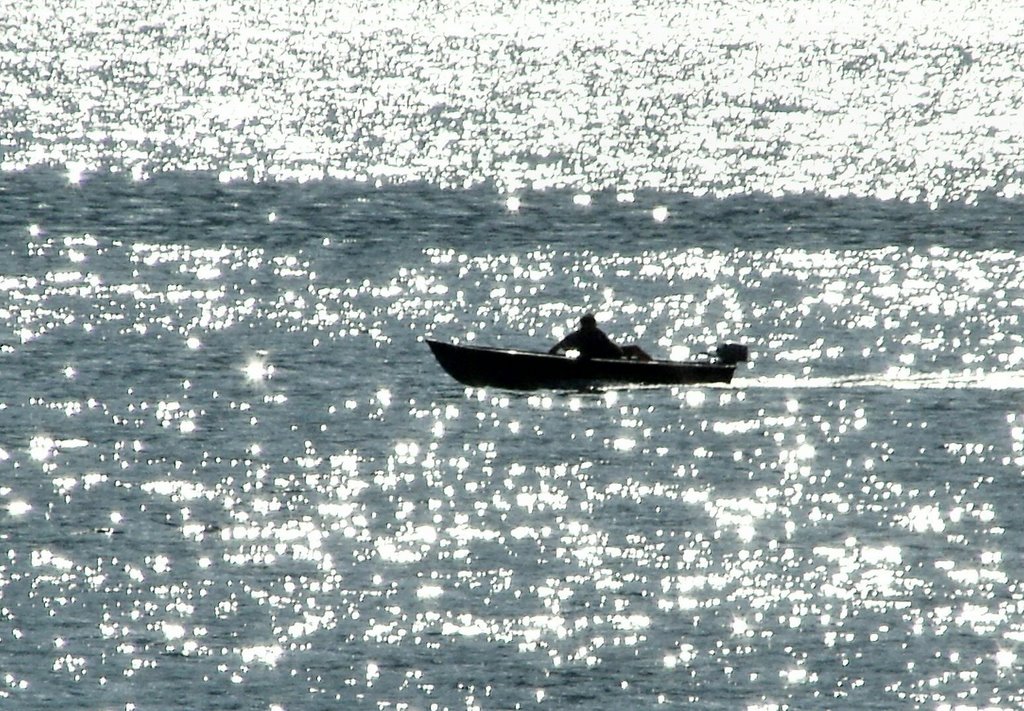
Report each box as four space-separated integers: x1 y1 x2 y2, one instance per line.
3 0 1024 708
2 174 1024 710
4 0 1023 199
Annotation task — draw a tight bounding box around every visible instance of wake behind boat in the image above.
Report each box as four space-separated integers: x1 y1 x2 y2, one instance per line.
427 339 748 390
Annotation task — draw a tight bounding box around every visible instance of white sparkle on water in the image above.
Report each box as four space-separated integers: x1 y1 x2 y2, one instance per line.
1 2 1023 709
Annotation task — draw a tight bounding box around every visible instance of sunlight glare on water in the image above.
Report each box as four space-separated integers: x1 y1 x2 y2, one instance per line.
2 0 1024 706
2 0 1023 201
2 185 1024 707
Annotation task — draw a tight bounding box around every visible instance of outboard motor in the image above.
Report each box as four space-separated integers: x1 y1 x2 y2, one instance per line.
715 342 749 365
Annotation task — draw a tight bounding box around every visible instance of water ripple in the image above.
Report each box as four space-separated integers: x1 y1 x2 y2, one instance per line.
3 1 1023 201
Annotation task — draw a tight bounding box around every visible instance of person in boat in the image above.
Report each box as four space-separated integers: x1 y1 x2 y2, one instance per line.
548 313 652 361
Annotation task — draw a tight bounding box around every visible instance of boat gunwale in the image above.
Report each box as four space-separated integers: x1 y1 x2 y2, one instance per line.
425 338 722 368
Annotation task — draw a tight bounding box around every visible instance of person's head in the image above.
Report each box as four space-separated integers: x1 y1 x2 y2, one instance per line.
579 313 597 329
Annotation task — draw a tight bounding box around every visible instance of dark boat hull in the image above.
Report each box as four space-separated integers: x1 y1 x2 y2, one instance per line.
427 339 735 390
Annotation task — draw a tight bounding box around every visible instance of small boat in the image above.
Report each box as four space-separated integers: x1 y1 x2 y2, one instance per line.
426 339 747 390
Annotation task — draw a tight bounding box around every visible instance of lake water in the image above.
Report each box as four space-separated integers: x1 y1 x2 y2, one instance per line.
2 1 1024 709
